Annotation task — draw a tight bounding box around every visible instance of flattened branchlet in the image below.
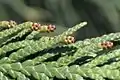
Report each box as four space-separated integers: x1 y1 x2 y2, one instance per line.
1 21 120 80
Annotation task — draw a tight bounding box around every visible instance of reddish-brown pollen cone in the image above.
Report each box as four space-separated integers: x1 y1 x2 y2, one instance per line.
48 24 56 32
64 36 75 44
32 23 41 31
100 41 113 49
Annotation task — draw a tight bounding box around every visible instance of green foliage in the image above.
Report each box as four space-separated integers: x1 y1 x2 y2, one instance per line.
1 21 120 80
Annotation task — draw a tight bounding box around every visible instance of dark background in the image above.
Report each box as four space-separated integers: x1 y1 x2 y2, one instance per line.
0 0 120 40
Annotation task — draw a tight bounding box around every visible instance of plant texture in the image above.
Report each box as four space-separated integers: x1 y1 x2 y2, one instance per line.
0 20 120 80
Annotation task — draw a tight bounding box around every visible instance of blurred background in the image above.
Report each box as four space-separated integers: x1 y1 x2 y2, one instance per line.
0 0 120 40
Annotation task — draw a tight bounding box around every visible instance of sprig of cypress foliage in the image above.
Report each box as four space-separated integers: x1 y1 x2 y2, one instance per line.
1 21 120 80
8 22 87 62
